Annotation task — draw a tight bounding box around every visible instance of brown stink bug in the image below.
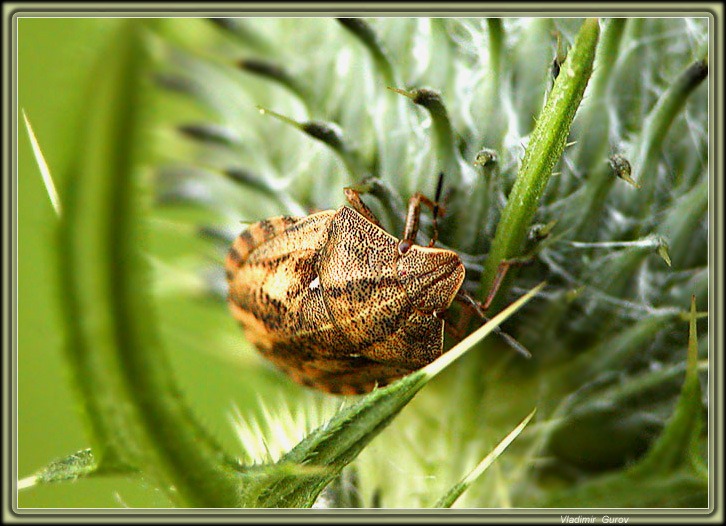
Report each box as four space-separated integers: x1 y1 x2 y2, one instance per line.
225 176 515 395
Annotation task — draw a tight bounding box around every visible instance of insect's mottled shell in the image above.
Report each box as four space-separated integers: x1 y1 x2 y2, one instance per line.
226 206 465 394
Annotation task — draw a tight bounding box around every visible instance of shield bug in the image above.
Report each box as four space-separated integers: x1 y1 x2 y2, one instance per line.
226 176 513 395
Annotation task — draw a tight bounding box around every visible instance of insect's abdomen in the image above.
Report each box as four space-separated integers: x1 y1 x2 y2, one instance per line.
226 211 336 352
224 215 302 279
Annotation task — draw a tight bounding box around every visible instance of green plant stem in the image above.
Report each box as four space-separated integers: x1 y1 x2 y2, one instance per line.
467 150 499 250
58 21 242 507
512 18 552 133
207 18 277 55
388 87 460 185
487 19 503 89
616 18 647 133
337 18 396 85
656 178 708 269
27 449 138 487
257 106 367 181
569 18 626 236
478 18 600 307
57 25 146 476
587 18 626 115
480 19 508 155
630 57 708 221
238 58 312 112
388 86 473 249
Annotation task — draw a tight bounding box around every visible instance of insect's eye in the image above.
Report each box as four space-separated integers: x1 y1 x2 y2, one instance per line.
398 239 413 255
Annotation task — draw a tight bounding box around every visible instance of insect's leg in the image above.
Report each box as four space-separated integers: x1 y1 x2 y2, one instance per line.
438 308 471 341
400 173 446 251
480 256 536 311
481 260 512 311
343 187 384 228
455 289 531 358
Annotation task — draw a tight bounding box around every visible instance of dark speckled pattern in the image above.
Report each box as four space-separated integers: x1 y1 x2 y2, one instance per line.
226 206 465 395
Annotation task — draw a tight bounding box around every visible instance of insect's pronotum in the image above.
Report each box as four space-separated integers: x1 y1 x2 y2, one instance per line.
226 176 516 394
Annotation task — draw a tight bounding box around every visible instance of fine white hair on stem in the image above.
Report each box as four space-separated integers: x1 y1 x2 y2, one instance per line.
22 109 62 217
17 475 38 490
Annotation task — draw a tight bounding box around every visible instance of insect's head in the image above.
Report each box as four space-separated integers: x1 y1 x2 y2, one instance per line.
395 246 465 314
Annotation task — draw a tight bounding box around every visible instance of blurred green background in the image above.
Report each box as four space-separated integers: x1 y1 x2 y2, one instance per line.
19 18 130 508
17 17 294 509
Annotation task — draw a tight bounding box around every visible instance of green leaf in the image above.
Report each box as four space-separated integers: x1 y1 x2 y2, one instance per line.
434 409 536 508
637 295 705 474
241 283 545 508
19 449 137 490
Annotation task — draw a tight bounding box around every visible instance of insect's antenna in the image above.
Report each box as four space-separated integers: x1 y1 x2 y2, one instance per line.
433 171 444 219
429 172 445 247
455 291 532 359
